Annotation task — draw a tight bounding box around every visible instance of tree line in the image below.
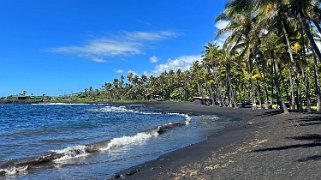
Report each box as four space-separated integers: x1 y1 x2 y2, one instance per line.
74 0 321 113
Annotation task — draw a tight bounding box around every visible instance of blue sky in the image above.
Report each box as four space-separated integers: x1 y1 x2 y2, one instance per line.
0 0 227 96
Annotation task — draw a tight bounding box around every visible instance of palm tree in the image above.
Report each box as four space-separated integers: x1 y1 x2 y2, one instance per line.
312 52 321 112
299 25 312 112
191 61 204 100
216 9 260 109
256 1 304 111
127 72 133 87
202 43 225 105
293 0 321 63
217 0 291 112
255 0 321 65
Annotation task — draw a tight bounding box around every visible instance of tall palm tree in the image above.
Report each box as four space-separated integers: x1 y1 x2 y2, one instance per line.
217 9 261 109
255 0 321 63
312 52 321 111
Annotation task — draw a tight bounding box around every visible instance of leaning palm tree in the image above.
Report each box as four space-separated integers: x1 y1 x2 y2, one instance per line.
217 8 264 109
217 0 291 112
312 51 321 112
255 0 321 64
255 1 304 111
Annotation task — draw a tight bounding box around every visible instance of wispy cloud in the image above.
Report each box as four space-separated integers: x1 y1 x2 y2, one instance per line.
91 58 107 63
124 31 178 41
113 69 124 74
49 30 178 62
214 20 231 48
151 55 200 75
149 56 159 63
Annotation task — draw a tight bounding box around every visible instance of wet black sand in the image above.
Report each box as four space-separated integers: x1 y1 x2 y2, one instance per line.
113 102 321 179
112 102 277 179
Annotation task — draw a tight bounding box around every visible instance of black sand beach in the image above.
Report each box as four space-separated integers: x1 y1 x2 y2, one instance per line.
113 102 321 179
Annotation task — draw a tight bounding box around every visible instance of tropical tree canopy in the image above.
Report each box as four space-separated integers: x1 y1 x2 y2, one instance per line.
62 0 321 113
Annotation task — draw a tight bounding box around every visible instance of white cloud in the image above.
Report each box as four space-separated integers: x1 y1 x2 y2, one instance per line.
214 20 231 48
143 71 151 76
124 31 178 41
49 30 178 62
92 58 107 63
151 55 200 75
215 20 229 30
149 56 159 63
114 69 124 74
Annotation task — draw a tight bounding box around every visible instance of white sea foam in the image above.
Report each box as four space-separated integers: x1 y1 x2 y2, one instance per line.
92 106 191 125
184 114 192 125
51 145 88 163
168 113 192 125
47 111 191 164
91 106 161 115
32 103 90 106
100 131 158 151
139 112 162 115
92 106 135 113
50 130 158 163
52 145 86 154
0 106 192 177
0 165 28 176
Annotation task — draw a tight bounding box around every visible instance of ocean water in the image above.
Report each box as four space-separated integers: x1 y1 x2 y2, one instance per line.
0 103 221 179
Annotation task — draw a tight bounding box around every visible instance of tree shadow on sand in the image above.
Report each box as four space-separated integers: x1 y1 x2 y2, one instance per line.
252 134 321 162
256 110 284 117
297 155 321 162
289 115 321 127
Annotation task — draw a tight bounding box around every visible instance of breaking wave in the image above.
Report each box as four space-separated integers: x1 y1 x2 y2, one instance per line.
32 103 91 106
0 114 191 177
90 105 162 115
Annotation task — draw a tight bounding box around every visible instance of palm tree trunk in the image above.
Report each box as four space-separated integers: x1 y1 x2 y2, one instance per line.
255 46 270 109
232 88 238 107
247 55 257 110
270 61 275 109
211 85 216 106
313 52 321 112
272 54 288 113
300 25 311 112
298 11 321 64
257 89 262 109
228 81 233 107
261 69 269 109
288 66 296 110
199 84 204 104
282 20 302 111
252 90 257 110
226 70 233 107
217 84 223 107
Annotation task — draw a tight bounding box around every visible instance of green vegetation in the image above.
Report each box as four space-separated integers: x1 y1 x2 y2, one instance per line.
210 0 321 113
2 0 321 114
0 91 50 104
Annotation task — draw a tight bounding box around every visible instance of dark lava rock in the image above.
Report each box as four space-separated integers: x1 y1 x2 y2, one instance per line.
126 169 139 176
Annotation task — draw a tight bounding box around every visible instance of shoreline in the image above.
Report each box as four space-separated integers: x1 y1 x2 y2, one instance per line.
112 102 274 179
3 102 320 178
114 102 321 179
